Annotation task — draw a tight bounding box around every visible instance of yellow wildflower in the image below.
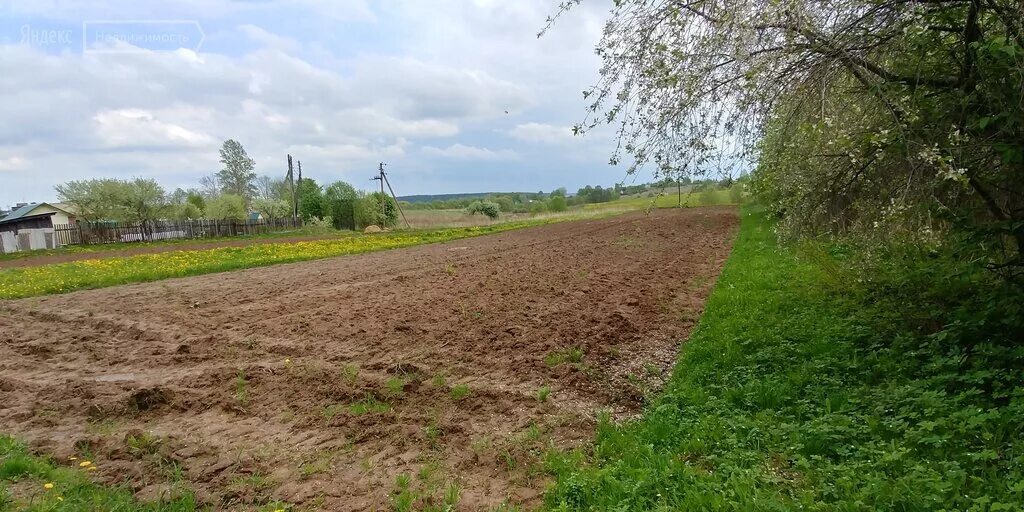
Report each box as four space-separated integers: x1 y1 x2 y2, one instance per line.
79 460 92 467
43 482 54 489
86 466 98 471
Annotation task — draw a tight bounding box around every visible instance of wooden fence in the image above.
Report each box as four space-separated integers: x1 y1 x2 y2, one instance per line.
53 218 302 246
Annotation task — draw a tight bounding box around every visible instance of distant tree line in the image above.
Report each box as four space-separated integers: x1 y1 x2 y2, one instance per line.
55 139 399 230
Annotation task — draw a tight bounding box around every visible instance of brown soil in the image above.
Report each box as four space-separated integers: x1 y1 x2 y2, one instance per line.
0 234 350 269
0 207 738 511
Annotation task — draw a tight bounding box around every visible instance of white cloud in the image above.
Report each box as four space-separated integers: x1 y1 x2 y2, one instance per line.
0 156 27 173
0 0 641 206
422 143 518 161
93 108 215 148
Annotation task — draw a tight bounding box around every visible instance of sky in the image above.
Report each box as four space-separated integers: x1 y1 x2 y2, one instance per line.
0 0 657 208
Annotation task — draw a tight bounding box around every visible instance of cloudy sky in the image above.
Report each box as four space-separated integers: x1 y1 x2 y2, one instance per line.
0 0 654 207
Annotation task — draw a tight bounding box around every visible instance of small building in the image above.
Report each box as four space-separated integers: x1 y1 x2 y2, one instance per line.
0 203 79 253
0 202 78 232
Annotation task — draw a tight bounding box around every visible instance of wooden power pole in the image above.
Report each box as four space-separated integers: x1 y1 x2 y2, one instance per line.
287 154 296 220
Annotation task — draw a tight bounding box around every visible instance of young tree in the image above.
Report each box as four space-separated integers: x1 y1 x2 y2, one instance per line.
356 192 398 228
216 140 257 203
198 174 220 200
322 181 359 230
297 178 324 221
55 179 124 222
548 195 568 212
252 198 291 221
205 194 248 220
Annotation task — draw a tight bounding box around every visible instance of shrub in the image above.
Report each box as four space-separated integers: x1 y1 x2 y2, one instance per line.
466 201 500 219
548 196 568 212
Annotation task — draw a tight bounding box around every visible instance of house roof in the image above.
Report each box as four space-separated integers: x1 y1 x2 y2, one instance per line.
0 202 74 225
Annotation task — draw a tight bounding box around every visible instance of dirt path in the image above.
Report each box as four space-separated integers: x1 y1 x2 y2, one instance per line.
0 207 738 510
0 233 350 269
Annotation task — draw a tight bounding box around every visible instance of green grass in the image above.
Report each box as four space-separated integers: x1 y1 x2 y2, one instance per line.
449 384 471 401
544 207 1024 510
0 224 343 263
0 435 198 511
544 347 584 367
0 213 628 299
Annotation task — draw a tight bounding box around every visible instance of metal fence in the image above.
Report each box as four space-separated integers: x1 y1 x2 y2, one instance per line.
53 218 302 246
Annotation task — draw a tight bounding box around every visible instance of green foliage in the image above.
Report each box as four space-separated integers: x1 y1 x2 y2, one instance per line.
297 178 324 221
356 191 399 228
544 347 583 367
170 202 202 220
465 200 500 219
216 139 257 201
322 180 358 230
544 209 1024 510
55 178 168 224
536 386 551 403
574 185 616 204
204 194 247 221
0 215 595 298
0 435 197 510
252 198 290 221
449 384 471 401
547 196 568 212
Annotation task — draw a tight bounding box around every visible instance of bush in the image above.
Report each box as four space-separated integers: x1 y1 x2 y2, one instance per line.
466 201 500 219
356 192 398 228
548 196 568 212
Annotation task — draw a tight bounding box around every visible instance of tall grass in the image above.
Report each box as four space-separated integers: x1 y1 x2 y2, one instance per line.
544 207 1024 510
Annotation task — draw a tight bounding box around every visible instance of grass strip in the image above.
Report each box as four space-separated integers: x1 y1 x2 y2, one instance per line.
543 207 1023 510
0 435 207 511
0 212 616 299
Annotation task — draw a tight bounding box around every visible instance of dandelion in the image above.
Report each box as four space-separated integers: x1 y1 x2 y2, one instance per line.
68 456 77 461
43 482 54 489
79 460 92 467
87 466 98 471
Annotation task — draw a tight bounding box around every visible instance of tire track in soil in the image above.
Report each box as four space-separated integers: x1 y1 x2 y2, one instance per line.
0 207 738 510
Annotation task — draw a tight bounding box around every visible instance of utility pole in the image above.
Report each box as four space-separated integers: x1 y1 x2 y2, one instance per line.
370 162 411 229
297 160 303 222
287 154 296 221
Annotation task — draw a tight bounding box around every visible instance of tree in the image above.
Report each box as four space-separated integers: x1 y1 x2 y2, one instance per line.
186 191 205 213
171 203 202 220
356 192 398 228
216 140 257 203
55 179 125 222
324 180 359 230
56 178 168 223
548 196 568 212
205 194 247 220
466 201 500 219
119 178 168 225
198 174 220 200
297 178 324 221
492 195 515 213
549 0 1024 277
252 198 291 221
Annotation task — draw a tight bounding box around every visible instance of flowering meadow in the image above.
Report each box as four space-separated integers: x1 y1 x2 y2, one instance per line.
0 219 557 299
